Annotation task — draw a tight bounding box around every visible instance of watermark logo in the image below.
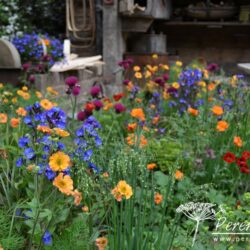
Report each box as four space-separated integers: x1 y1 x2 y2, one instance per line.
176 202 250 246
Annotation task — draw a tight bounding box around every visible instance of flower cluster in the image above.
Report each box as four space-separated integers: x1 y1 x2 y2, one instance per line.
12 33 63 64
111 180 133 201
223 151 250 174
74 116 102 172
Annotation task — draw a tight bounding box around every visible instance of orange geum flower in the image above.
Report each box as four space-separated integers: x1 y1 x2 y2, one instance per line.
82 206 89 212
126 81 134 92
234 136 243 147
0 113 7 124
117 180 133 200
22 92 30 100
154 192 163 205
133 65 141 72
72 189 82 206
188 107 199 116
95 237 108 250
53 173 73 195
47 86 58 95
10 118 20 128
53 128 70 137
135 72 143 79
127 123 137 132
172 82 180 89
49 151 71 172
40 99 54 110
22 86 28 91
147 163 157 170
36 91 43 98
130 108 145 121
208 83 216 91
135 98 142 103
175 170 184 180
152 115 160 125
37 125 52 134
216 121 229 132
103 103 113 111
212 105 223 116
111 187 122 202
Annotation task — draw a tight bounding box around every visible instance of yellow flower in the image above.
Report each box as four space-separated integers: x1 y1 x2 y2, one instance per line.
36 91 43 98
144 70 152 78
3 98 8 103
40 99 54 110
198 81 206 87
152 54 158 59
0 83 4 88
53 128 70 137
117 180 133 199
176 61 183 67
12 97 17 104
147 65 158 73
160 64 169 70
53 173 73 195
22 86 28 91
49 151 71 172
163 91 170 100
172 82 180 89
135 72 143 79
133 65 141 72
175 170 184 180
47 86 58 95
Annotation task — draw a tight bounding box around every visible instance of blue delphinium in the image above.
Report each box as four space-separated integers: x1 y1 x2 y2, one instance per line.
74 116 102 172
42 230 52 246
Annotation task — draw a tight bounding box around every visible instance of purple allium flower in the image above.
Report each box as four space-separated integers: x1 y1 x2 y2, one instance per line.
93 100 103 110
22 63 31 71
28 75 35 83
163 73 169 81
65 76 78 87
207 63 220 72
72 85 81 96
77 111 87 121
114 103 126 113
90 86 101 98
123 79 130 85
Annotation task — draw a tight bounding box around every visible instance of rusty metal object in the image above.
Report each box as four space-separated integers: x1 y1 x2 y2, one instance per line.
66 0 96 48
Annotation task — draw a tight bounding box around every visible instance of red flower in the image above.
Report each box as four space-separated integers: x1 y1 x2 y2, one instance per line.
242 151 250 160
240 167 250 174
223 152 236 163
113 93 124 102
85 102 95 113
236 157 248 168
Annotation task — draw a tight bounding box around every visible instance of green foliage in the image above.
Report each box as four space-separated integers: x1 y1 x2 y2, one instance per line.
51 214 89 250
147 138 184 172
0 210 24 250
